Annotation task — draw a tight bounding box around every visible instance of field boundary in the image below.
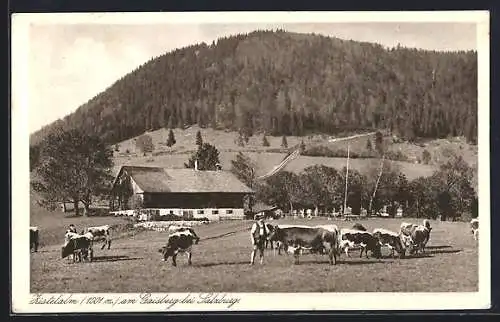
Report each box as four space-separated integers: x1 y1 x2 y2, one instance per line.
200 226 251 243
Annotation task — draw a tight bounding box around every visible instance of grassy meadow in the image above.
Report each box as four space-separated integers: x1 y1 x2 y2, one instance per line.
30 217 478 293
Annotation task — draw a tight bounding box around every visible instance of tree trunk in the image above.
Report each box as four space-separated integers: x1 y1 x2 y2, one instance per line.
83 202 90 217
74 200 80 216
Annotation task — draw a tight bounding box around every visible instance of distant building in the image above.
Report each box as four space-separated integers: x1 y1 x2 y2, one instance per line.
395 206 403 218
110 166 254 221
251 202 280 219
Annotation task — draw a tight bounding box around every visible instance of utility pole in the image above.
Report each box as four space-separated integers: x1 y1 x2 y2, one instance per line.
343 144 350 215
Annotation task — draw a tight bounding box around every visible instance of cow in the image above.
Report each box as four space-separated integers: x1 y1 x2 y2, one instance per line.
30 227 39 252
338 229 382 259
410 220 432 255
158 229 200 266
85 225 112 250
470 219 479 241
372 228 405 258
351 223 367 231
61 233 94 263
399 222 418 248
267 226 339 265
269 224 321 256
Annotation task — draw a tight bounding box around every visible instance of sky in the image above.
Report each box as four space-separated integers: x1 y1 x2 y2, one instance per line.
27 21 478 134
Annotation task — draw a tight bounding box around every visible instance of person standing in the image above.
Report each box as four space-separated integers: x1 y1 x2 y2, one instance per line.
250 214 269 265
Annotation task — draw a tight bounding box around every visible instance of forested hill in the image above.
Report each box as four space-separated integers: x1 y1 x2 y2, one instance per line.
30 29 477 147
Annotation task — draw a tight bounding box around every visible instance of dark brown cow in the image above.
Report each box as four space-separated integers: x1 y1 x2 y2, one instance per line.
372 228 405 258
339 229 382 259
61 233 94 263
30 227 39 252
158 230 200 266
351 223 367 231
267 226 339 265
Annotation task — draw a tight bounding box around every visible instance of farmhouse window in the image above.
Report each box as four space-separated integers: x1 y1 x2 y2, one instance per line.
226 209 233 214
197 210 204 215
212 210 219 215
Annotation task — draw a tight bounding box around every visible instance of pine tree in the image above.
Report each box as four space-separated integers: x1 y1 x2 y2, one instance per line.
281 135 288 148
166 129 176 148
195 130 203 146
184 143 221 171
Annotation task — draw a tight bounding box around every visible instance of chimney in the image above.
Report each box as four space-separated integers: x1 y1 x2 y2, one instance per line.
195 159 199 171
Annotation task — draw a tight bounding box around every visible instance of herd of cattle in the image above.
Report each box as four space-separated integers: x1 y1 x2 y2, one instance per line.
29 218 479 267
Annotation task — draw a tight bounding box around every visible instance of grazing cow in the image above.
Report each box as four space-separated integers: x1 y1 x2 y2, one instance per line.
85 225 112 250
158 229 200 266
338 229 382 259
267 226 339 265
470 219 479 241
372 228 405 258
351 223 367 231
410 220 432 255
399 222 418 248
61 233 94 263
30 227 39 252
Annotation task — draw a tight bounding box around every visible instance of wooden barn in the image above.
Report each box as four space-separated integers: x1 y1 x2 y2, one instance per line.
110 166 254 220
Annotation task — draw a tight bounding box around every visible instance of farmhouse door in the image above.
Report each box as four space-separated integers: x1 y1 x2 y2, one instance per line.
182 210 194 220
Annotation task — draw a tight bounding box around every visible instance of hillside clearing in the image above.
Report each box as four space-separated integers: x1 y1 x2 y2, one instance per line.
30 218 478 293
110 126 476 184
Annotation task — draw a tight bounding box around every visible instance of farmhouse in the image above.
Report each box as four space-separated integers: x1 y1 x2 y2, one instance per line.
110 166 254 220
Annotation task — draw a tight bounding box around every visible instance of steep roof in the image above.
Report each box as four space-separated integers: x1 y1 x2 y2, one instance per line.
113 166 254 194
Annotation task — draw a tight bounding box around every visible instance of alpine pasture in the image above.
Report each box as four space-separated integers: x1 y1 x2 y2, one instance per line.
30 216 478 293
30 128 478 293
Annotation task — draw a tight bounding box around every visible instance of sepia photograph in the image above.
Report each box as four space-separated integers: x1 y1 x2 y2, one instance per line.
11 11 490 312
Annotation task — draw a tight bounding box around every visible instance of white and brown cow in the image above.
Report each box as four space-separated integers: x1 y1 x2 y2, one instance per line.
372 228 405 258
470 219 479 241
267 226 339 265
158 229 200 266
85 225 112 250
399 222 418 248
61 232 94 263
168 225 189 234
338 228 382 259
30 226 39 252
411 220 432 255
400 220 432 255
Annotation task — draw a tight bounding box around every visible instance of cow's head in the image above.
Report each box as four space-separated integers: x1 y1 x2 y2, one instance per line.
423 219 432 232
61 243 74 259
267 226 281 242
183 228 200 244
